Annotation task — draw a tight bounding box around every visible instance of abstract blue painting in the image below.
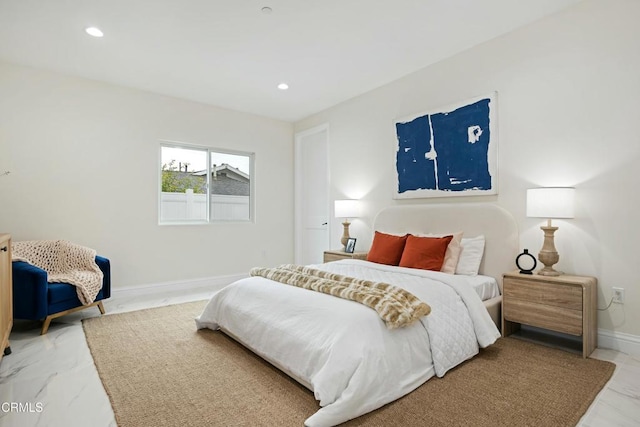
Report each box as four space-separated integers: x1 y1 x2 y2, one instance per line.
394 93 497 198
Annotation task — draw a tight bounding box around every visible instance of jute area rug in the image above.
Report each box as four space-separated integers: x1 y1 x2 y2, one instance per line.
83 300 615 427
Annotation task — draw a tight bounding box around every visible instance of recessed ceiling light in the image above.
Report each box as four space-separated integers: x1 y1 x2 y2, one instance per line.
261 6 273 14
85 27 104 38
277 83 289 90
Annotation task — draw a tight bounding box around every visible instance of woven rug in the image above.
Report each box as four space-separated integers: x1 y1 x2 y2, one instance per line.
83 300 615 427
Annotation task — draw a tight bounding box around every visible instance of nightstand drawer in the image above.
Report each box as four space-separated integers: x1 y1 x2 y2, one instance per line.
503 299 583 335
503 279 582 310
323 251 368 263
324 252 348 262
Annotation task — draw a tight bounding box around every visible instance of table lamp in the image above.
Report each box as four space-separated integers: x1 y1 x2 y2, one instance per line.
334 200 361 250
526 187 575 276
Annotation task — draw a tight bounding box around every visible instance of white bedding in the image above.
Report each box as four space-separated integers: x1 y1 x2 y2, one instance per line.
466 274 500 301
196 259 500 426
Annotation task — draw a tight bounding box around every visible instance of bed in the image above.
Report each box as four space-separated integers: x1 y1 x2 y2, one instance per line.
196 203 519 426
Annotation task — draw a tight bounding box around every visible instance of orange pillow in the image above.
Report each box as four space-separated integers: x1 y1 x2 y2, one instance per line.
399 235 453 271
367 231 408 266
419 231 464 274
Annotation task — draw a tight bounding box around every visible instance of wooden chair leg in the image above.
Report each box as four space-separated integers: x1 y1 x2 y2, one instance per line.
41 316 53 335
40 300 107 334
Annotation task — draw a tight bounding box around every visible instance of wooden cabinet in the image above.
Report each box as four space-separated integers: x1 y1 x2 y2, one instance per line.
502 271 597 358
323 250 368 263
0 234 12 361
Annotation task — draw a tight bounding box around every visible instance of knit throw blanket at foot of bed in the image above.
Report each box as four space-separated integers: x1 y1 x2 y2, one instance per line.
250 264 430 329
12 240 103 305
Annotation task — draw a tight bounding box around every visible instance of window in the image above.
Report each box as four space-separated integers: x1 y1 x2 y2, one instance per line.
159 143 254 224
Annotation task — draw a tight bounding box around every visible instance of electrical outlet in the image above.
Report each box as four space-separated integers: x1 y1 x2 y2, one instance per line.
612 287 625 304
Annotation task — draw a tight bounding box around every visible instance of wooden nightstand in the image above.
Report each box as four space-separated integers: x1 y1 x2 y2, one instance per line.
323 250 368 263
502 271 597 358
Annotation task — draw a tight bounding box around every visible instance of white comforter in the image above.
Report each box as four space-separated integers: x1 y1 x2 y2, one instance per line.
195 260 500 426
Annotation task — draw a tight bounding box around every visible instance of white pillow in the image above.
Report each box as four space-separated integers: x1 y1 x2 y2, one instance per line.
455 235 485 276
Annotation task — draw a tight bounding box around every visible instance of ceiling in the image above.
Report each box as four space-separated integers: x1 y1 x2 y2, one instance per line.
0 0 583 122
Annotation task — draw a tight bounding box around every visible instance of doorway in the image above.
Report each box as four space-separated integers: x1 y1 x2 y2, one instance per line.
294 125 330 265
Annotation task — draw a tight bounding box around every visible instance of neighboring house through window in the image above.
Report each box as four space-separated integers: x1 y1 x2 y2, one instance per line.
159 143 254 224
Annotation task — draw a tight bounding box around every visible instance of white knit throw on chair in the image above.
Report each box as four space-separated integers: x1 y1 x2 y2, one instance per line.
12 240 104 306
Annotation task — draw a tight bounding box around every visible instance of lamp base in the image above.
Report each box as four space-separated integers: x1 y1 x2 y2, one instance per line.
537 266 562 276
537 225 561 276
340 221 351 250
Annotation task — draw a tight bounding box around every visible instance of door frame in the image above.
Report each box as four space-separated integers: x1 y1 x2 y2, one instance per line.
294 123 331 264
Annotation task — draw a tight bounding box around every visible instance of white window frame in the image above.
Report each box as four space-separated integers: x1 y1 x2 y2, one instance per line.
158 141 255 225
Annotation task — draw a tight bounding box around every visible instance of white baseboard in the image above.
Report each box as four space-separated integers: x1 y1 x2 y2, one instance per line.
111 273 248 298
598 329 640 357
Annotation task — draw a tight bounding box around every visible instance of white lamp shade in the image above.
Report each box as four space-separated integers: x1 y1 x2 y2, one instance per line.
334 199 360 218
526 187 575 219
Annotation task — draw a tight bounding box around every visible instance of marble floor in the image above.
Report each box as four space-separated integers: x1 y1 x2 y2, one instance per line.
0 286 638 427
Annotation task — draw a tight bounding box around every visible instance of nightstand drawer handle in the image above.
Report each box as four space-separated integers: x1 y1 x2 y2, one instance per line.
0 246 6 252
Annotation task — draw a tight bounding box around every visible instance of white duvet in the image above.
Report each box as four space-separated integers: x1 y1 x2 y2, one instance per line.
195 259 500 426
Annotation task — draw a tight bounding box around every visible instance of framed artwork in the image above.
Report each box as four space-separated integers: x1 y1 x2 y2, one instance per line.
394 92 497 199
345 238 356 254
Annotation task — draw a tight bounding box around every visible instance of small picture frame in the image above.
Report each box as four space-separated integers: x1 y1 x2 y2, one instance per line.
345 238 357 254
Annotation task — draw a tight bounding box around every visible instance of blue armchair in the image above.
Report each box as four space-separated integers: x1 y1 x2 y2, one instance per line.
12 256 111 334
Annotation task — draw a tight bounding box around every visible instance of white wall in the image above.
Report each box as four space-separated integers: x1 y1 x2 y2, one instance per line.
294 0 640 337
0 62 294 287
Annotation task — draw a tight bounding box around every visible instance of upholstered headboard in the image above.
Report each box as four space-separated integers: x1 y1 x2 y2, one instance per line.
373 203 519 289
